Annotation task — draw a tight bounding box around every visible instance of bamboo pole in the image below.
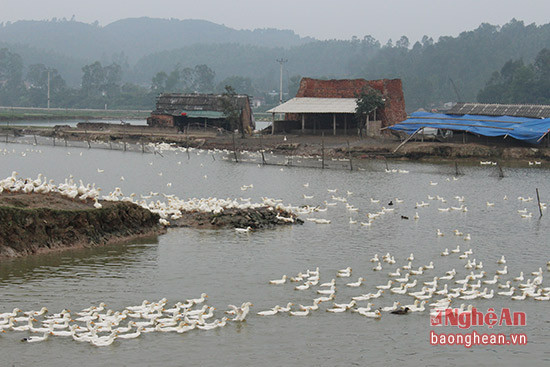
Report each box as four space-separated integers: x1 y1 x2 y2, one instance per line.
321 132 325 169
347 140 353 171
536 188 543 218
259 134 266 165
393 127 423 153
186 127 190 160
232 132 239 163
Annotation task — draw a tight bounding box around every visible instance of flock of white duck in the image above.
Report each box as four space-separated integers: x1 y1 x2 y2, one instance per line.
0 295 253 346
259 246 550 321
0 170 297 230
2 142 550 348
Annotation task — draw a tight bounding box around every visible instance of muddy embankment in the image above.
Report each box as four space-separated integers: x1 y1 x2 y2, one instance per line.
0 193 163 259
0 192 302 259
4 123 550 162
170 207 303 229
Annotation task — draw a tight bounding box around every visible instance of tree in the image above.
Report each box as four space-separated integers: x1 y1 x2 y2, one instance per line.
193 64 215 93
0 48 24 105
26 64 66 107
151 71 168 93
216 76 255 95
81 61 105 95
355 88 385 135
288 75 302 98
220 85 244 137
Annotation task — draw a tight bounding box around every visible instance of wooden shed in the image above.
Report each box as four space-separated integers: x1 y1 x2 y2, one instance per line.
147 93 255 133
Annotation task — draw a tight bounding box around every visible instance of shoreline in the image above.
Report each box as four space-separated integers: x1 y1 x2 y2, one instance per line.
2 123 550 165
0 194 163 260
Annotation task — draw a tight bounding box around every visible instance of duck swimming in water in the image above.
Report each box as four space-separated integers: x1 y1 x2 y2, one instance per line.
391 307 411 315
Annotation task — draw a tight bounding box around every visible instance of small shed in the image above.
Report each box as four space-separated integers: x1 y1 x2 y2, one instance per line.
147 93 254 132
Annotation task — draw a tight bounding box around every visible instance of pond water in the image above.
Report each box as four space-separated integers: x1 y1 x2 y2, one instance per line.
0 140 549 366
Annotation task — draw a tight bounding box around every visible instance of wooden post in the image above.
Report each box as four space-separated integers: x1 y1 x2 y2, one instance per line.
232 131 239 163
333 114 336 136
186 127 190 160
347 140 353 171
123 141 126 151
344 115 347 136
301 114 305 134
141 141 145 153
455 162 459 176
321 132 325 169
385 159 389 171
53 136 55 146
33 134 37 145
536 188 543 217
497 162 504 178
259 134 266 165
271 113 275 135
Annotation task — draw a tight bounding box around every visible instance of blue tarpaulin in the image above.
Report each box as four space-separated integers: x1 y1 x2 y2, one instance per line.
389 112 550 144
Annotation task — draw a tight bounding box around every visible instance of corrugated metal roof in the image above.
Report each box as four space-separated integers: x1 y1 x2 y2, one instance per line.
448 102 550 119
267 98 357 114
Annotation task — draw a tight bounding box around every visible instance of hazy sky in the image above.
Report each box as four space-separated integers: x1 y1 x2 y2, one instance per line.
2 0 550 43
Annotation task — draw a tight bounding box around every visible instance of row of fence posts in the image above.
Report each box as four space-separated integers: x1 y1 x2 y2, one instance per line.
1 129 545 216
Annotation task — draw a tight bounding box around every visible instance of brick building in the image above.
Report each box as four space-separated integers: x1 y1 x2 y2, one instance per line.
268 78 406 135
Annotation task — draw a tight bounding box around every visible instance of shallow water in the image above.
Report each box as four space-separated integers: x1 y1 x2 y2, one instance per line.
1 141 550 366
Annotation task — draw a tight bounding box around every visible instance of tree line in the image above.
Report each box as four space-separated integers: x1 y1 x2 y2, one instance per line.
2 19 550 111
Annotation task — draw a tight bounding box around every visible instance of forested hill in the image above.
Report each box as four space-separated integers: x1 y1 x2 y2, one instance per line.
2 18 550 111
0 17 313 63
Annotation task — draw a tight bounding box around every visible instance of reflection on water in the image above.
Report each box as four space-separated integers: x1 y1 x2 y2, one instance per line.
0 140 549 365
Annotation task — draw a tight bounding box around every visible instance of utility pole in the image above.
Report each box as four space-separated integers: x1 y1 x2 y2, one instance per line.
47 69 51 109
276 58 288 104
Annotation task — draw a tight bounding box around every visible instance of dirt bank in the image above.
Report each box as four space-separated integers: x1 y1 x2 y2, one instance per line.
3 123 550 163
170 207 303 229
0 193 163 259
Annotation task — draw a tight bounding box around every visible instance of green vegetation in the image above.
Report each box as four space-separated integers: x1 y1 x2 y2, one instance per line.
478 48 550 104
2 18 550 112
355 88 385 123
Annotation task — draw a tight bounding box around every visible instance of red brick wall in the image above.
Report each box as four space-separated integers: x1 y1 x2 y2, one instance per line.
147 114 175 128
295 78 407 127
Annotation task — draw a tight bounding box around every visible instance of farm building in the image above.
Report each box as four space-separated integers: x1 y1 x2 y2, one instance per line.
267 78 406 135
147 93 255 133
390 103 550 145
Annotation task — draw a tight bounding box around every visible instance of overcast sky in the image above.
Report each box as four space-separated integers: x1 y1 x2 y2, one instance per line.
2 0 550 43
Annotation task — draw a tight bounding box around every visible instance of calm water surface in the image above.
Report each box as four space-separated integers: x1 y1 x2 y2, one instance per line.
1 141 549 366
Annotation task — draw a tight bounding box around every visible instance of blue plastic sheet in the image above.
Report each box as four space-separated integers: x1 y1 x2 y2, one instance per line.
389 112 550 144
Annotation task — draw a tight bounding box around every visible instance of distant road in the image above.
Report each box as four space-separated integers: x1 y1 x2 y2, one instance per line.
0 106 151 113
